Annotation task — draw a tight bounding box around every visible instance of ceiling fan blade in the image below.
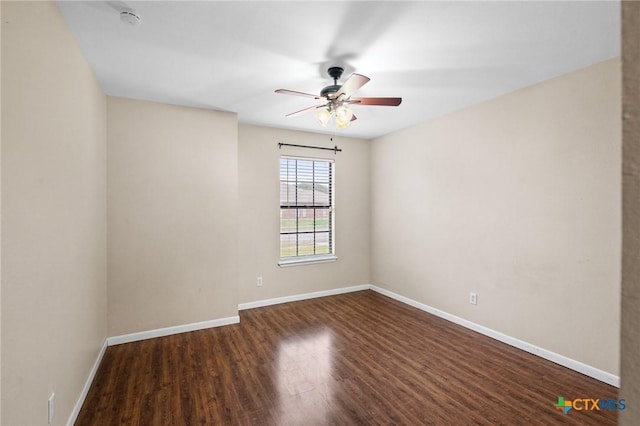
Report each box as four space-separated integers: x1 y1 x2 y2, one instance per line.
285 104 326 117
335 73 370 99
275 89 322 99
347 97 402 106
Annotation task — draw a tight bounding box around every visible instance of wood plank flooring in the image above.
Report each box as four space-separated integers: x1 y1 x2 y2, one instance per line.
76 290 618 425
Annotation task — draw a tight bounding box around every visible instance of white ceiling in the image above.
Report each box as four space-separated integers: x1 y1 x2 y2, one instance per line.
57 1 620 139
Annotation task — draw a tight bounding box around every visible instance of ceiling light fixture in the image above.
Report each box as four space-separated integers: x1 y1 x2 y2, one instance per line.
277 66 401 130
315 103 354 129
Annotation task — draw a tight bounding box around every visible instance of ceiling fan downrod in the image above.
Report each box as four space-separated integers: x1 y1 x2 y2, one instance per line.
321 67 344 99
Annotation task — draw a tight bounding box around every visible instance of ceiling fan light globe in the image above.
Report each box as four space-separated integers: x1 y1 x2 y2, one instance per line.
335 116 351 129
316 109 331 127
335 105 353 122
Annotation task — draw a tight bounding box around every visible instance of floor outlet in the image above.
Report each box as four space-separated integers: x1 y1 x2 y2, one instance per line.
257 276 263 287
470 292 478 305
48 393 55 424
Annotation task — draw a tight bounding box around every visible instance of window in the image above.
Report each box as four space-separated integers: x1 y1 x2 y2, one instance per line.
279 156 335 266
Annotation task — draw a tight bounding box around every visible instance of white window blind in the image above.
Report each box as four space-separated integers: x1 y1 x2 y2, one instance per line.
279 156 334 260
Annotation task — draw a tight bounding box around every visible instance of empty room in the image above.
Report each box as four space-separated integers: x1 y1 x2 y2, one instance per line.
2 1 639 425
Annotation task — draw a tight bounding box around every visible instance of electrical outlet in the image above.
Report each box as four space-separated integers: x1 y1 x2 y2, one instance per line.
469 292 477 305
257 276 263 287
48 393 56 424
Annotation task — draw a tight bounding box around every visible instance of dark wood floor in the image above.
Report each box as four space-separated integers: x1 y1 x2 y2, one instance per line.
76 290 618 425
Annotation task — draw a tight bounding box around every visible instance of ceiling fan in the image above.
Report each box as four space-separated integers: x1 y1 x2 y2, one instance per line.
275 67 402 129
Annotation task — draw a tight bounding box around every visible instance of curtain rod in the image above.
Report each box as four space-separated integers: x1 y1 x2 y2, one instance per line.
278 142 342 154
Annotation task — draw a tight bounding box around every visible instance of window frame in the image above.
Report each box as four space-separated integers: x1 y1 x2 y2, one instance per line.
278 155 337 267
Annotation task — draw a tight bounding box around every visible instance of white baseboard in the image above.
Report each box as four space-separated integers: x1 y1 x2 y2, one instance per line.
369 285 620 388
107 315 240 346
238 283 619 386
67 315 240 424
70 282 617 424
238 284 371 311
67 338 108 426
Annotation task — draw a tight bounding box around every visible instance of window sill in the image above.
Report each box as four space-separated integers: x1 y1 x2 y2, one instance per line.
278 255 338 267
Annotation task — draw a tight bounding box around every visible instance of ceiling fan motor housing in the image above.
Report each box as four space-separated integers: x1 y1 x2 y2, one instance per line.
320 84 341 99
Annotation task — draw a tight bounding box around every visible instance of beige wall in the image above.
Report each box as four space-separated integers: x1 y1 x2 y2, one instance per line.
0 2 629 423
107 97 238 336
371 59 621 375
621 2 640 423
0 2 3 421
1 2 107 425
238 125 370 303
0 2 3 422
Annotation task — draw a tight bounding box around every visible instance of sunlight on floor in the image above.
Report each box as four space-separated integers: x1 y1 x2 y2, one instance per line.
276 328 334 423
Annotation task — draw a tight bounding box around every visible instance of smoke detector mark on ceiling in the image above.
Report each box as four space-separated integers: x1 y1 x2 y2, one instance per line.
120 10 141 27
